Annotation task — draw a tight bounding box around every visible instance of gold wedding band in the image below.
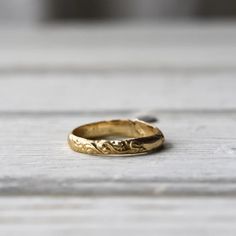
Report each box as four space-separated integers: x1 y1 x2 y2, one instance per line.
68 119 165 156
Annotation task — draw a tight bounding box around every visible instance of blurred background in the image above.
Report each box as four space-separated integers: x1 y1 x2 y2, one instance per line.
0 0 236 25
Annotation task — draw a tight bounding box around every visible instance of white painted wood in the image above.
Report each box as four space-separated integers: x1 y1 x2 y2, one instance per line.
0 197 236 236
1 23 236 235
0 22 236 71
0 73 235 111
1 111 235 195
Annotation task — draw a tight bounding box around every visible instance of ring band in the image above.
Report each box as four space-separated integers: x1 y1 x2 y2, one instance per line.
68 119 165 156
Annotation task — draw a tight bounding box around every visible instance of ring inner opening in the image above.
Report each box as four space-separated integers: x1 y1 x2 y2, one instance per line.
73 120 157 140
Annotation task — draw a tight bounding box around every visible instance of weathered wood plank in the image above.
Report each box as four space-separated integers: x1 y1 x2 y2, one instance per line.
1 23 236 235
0 73 235 111
0 197 236 236
0 23 236 71
1 111 235 196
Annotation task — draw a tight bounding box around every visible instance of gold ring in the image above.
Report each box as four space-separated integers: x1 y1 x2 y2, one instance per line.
68 119 165 156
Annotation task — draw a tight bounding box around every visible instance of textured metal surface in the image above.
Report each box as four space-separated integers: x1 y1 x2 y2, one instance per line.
68 119 164 156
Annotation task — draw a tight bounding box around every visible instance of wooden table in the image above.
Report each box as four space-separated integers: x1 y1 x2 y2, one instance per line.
1 22 236 236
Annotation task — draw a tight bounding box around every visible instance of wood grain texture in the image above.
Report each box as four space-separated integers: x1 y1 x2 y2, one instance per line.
0 197 236 236
0 73 235 111
1 23 236 235
0 22 236 71
1 111 236 196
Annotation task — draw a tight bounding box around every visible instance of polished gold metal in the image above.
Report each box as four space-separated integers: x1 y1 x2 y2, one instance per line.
68 119 164 156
